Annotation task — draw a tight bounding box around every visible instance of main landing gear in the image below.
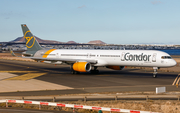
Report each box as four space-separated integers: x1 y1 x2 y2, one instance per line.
70 65 79 74
90 66 99 74
71 70 80 74
153 67 159 78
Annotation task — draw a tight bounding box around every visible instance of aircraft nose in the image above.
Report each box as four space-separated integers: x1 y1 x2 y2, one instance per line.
171 59 177 66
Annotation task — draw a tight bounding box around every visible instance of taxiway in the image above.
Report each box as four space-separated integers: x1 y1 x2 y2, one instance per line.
0 59 179 96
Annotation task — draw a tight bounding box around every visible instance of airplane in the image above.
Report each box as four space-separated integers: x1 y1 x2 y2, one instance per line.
18 24 177 78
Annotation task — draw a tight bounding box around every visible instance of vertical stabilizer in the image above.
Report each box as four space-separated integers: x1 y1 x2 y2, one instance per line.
21 24 42 52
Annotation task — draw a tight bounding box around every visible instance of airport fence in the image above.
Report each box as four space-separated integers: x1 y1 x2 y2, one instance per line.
0 99 159 113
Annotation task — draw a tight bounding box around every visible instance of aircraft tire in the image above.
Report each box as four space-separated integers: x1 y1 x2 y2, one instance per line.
90 70 99 74
153 74 157 78
72 71 79 74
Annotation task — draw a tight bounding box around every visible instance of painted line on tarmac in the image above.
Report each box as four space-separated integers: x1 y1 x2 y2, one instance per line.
172 74 180 86
4 73 46 81
0 61 64 74
0 61 66 74
0 71 38 73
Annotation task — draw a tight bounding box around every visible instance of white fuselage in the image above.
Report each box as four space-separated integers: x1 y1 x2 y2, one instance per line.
43 49 176 68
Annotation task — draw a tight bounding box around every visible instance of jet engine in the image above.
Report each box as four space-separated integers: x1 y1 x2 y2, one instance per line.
106 66 125 70
73 62 91 72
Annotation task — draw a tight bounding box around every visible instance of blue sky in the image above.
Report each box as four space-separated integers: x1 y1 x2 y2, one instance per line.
0 0 180 44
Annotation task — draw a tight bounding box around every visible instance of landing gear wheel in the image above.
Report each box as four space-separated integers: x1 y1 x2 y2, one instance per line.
71 64 80 74
95 70 99 73
153 74 157 78
153 67 158 78
71 71 75 74
90 70 99 74
71 70 80 74
90 66 99 74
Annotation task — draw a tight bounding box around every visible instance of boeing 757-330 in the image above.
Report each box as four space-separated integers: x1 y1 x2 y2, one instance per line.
18 24 177 78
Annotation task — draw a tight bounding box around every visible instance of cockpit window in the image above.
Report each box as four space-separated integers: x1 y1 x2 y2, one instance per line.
161 56 172 59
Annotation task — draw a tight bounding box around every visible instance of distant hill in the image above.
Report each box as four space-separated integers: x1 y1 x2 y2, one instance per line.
66 41 78 44
11 36 64 44
12 37 25 42
11 37 106 45
87 40 106 44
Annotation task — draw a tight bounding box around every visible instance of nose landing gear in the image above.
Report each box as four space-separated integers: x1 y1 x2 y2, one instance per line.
153 67 159 78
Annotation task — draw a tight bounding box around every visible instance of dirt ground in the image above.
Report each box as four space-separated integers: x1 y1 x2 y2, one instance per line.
1 100 180 113
70 100 180 113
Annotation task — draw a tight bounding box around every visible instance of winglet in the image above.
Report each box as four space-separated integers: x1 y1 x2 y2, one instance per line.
9 47 16 57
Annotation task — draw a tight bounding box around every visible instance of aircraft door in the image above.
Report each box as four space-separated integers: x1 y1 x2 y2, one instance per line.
87 53 91 58
152 53 157 62
56 53 60 58
121 52 125 61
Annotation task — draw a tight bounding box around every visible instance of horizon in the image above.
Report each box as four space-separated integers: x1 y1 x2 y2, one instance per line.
0 0 180 44
1 36 179 46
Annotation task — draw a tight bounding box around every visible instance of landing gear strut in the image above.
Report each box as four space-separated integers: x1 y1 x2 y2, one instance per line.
70 64 79 74
153 67 159 78
71 70 80 74
90 66 99 74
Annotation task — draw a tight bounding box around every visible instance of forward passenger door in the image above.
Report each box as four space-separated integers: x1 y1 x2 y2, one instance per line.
152 53 157 62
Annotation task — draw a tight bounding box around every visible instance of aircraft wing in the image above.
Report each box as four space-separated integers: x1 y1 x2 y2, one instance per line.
23 57 97 64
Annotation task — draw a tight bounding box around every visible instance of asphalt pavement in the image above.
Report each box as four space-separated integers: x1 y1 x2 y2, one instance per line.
0 59 179 96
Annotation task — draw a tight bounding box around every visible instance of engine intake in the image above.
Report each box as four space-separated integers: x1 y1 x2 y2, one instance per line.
73 62 91 72
106 66 125 70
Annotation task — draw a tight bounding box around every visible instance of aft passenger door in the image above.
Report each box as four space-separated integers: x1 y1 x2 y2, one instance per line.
56 53 60 58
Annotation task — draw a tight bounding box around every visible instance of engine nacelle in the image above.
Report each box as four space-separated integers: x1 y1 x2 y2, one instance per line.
106 66 125 70
73 62 91 72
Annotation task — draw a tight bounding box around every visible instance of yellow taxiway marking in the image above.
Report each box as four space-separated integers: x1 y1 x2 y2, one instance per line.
0 71 38 73
172 74 180 87
4 73 46 81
